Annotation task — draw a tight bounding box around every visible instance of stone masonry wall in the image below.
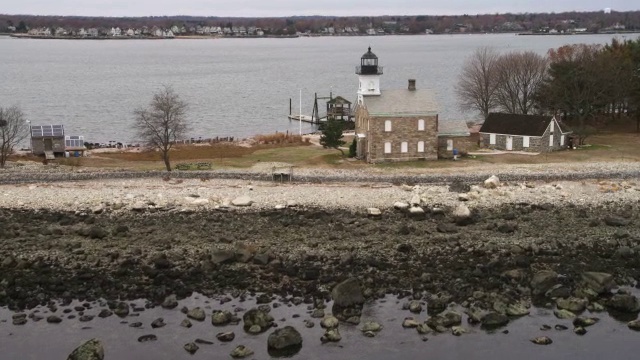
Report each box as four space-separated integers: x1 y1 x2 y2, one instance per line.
437 136 473 158
368 115 438 163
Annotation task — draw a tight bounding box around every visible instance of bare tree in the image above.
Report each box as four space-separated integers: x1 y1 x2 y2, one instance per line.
0 106 29 168
494 51 548 115
133 86 189 171
455 47 499 119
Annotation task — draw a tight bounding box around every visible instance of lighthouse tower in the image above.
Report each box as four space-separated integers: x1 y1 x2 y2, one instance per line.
356 47 383 96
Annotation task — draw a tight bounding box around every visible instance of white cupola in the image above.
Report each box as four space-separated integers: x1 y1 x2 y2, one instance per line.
356 46 383 96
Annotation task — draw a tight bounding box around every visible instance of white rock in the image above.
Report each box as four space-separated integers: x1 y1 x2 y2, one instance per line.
400 185 413 192
410 194 421 206
130 201 148 211
28 185 37 190
409 206 424 215
286 200 298 207
274 204 286 210
191 198 210 206
92 205 105 214
484 175 500 189
367 208 382 216
394 202 410 210
453 204 471 219
470 185 482 192
458 194 469 202
232 196 253 207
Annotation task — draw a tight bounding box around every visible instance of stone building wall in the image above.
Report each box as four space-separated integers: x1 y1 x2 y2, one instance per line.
367 115 438 162
437 136 473 158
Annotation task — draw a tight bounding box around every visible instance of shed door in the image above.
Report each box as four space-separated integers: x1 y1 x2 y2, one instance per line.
506 136 513 151
44 139 53 151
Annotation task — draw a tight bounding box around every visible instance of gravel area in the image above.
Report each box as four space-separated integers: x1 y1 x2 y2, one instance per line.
0 175 638 212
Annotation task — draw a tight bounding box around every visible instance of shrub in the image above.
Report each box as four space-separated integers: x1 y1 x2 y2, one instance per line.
348 138 357 158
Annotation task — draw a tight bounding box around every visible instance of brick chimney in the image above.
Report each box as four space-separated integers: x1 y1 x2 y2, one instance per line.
408 79 416 91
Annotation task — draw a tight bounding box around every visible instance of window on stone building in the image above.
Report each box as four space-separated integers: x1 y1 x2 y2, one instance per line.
489 134 496 145
401 142 408 153
384 120 392 132
446 139 453 151
523 136 530 148
384 142 391 154
418 119 425 131
417 141 425 153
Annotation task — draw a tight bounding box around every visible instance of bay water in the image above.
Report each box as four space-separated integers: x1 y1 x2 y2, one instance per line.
0 33 631 143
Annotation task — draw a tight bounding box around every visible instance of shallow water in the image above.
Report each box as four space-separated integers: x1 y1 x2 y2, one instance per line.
1 292 639 360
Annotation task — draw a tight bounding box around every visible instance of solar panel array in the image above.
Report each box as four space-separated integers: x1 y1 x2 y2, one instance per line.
65 135 85 148
31 125 64 138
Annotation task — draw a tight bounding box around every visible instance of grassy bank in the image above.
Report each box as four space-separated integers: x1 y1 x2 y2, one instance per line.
8 131 639 172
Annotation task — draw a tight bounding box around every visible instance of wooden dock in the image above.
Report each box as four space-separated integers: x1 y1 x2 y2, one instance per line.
287 114 316 123
288 92 355 125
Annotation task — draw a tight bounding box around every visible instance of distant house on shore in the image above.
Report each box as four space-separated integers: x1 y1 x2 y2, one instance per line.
30 125 65 159
479 113 571 152
30 125 87 158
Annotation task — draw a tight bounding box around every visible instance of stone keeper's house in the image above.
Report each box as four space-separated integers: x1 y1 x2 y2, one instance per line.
354 47 440 163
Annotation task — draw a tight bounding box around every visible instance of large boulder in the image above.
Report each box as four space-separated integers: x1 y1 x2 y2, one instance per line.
606 294 640 313
393 202 410 210
231 196 253 207
483 175 500 189
230 345 254 359
243 308 274 333
161 294 178 309
452 204 472 225
426 311 462 330
211 249 236 265
556 297 588 313
267 326 302 354
187 307 206 322
582 272 615 294
530 270 558 296
331 278 364 307
67 339 104 360
604 216 631 227
481 312 509 328
211 310 234 326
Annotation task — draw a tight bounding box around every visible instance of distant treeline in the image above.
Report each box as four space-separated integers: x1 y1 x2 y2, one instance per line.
2 11 640 35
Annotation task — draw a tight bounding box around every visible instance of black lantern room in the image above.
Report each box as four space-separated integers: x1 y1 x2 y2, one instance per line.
356 47 383 75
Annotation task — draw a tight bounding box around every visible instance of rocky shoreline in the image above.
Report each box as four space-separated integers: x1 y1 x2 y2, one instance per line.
0 173 639 358
0 194 638 310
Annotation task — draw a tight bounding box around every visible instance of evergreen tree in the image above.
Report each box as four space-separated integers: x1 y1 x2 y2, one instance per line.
319 118 345 156
348 138 357 158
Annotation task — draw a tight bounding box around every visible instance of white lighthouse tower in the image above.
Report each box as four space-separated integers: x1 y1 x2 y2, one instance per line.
356 47 383 96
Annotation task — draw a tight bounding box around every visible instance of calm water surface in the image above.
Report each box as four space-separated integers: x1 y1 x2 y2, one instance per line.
0 34 635 143
0 293 638 360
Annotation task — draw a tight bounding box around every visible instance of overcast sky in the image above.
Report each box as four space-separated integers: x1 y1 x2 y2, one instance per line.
2 0 637 17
